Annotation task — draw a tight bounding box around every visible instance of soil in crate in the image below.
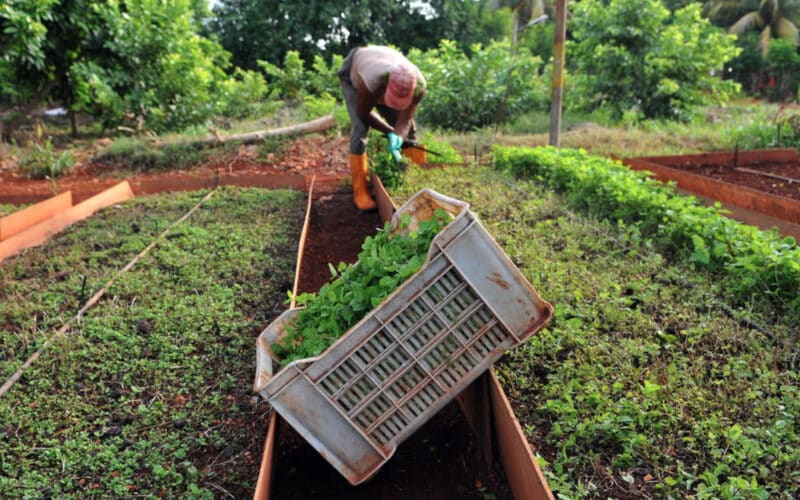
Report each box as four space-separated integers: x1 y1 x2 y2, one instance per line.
277 186 512 499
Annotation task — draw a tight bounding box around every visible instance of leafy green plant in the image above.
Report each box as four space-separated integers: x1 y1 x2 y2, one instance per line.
393 163 800 499
273 209 451 365
493 145 800 322
409 39 547 131
570 0 741 121
0 187 304 497
19 135 75 180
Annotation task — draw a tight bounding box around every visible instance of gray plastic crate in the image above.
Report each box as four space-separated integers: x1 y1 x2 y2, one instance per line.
254 188 552 485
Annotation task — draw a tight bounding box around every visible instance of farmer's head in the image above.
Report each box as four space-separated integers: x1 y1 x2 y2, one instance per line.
384 64 416 111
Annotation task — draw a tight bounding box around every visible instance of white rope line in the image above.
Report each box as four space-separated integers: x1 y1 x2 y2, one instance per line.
0 189 217 398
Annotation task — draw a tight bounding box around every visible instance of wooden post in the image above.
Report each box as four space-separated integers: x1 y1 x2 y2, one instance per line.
549 0 568 147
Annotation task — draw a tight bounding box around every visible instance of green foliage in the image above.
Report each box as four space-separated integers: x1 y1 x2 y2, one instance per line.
215 68 270 119
366 130 464 189
0 0 59 103
367 129 410 190
729 104 800 149
493 145 800 321
570 0 741 121
2 0 266 135
765 38 800 100
0 187 304 497
19 137 75 180
727 0 800 57
410 39 547 131
726 31 768 95
393 163 800 499
258 52 343 101
209 0 510 71
273 210 451 365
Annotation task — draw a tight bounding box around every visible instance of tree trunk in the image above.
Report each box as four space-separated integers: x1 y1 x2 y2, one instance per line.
155 114 337 149
70 111 78 138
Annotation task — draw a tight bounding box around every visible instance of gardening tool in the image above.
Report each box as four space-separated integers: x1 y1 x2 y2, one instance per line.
402 140 443 158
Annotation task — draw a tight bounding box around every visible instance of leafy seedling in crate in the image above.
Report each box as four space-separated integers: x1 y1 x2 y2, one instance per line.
273 209 451 365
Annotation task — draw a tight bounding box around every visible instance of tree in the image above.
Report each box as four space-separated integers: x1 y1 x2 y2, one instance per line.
1 0 261 138
0 0 60 139
208 0 509 70
570 0 741 120
728 0 800 56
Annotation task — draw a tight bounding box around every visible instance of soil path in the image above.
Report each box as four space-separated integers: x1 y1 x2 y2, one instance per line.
0 135 351 204
275 186 512 499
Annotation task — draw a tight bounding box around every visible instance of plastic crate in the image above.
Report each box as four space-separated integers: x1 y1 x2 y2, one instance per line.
253 189 552 485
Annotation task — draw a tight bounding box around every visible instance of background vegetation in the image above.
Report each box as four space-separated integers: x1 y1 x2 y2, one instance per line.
8 0 800 144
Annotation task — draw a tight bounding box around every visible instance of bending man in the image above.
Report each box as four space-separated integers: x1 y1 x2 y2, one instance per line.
338 46 427 210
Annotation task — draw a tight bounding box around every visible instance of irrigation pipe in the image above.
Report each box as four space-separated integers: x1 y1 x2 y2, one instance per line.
0 188 217 398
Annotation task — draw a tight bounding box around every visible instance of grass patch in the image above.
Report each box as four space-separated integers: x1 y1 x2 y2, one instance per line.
436 100 779 159
393 165 799 499
0 187 305 497
0 204 26 218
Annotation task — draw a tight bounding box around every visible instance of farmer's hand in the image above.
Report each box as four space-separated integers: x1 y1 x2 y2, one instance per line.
386 132 403 163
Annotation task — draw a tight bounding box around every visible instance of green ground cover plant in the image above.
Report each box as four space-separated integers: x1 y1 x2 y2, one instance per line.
493 146 800 325
0 187 304 497
273 209 450 365
393 165 799 498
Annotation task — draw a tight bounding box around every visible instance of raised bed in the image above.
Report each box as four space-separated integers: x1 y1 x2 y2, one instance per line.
252 175 554 499
0 187 306 497
623 148 800 239
392 164 800 498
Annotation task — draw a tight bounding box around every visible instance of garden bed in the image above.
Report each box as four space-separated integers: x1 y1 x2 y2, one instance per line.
624 148 800 236
393 164 800 499
264 187 515 499
0 187 305 497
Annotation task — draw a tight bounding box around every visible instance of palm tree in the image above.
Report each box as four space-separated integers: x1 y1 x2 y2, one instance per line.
727 0 800 55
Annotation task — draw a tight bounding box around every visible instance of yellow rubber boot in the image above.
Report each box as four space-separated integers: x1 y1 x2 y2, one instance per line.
349 153 376 211
402 145 427 164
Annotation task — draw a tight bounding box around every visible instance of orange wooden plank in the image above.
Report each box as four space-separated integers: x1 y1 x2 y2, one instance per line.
638 148 799 167
253 413 279 500
624 158 800 225
489 370 554 500
0 191 72 241
0 181 134 263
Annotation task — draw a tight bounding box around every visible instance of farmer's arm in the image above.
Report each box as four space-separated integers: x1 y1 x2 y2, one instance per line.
355 85 394 135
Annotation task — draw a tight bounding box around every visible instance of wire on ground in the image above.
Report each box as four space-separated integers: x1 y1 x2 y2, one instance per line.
0 189 217 398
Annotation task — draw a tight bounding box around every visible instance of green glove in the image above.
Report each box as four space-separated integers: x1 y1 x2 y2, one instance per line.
386 132 403 162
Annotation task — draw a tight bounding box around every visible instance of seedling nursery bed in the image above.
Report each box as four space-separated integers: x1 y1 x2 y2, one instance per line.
0 187 306 497
393 164 800 498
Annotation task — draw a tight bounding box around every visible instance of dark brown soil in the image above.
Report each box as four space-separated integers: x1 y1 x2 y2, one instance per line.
667 161 800 200
277 186 513 500
295 188 383 295
272 403 512 500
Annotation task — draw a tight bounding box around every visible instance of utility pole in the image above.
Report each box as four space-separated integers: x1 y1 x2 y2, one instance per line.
549 0 567 147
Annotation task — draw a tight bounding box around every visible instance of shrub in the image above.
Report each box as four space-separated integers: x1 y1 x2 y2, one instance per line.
570 0 741 121
410 39 547 131
19 130 75 180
